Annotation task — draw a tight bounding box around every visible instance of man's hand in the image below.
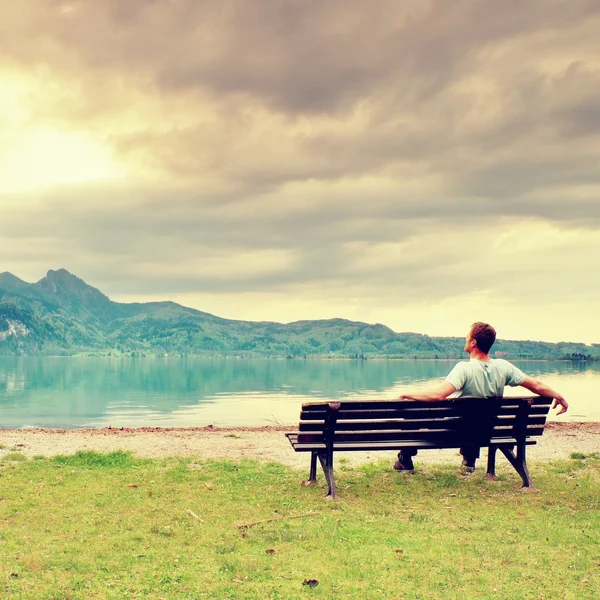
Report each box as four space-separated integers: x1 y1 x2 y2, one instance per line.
521 377 568 415
552 395 568 415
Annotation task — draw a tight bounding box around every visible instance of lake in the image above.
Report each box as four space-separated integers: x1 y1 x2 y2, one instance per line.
0 357 598 429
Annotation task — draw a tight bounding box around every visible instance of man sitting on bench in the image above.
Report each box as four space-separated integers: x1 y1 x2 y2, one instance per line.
394 322 569 473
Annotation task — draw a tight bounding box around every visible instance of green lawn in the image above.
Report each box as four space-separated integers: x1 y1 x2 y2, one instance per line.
1 450 599 599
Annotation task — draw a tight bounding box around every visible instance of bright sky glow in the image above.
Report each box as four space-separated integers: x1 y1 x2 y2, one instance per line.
0 128 121 193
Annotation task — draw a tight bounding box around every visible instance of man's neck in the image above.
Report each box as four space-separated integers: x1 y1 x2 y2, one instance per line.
469 349 490 362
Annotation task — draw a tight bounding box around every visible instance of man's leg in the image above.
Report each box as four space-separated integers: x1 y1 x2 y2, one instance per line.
394 448 417 472
460 446 480 472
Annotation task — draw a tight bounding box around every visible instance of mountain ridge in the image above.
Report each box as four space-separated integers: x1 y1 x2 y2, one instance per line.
0 269 597 359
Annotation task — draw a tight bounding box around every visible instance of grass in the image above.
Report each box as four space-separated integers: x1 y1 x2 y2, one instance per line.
1 452 28 463
0 452 599 599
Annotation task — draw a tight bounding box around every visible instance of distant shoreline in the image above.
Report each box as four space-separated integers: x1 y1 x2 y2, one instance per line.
1 354 598 362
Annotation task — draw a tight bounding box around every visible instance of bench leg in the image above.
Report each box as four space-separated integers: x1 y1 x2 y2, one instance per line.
301 452 319 487
310 451 318 482
499 442 532 488
486 445 498 480
317 452 337 500
304 451 318 486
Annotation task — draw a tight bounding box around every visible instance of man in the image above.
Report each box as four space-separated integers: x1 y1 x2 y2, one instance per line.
394 322 569 473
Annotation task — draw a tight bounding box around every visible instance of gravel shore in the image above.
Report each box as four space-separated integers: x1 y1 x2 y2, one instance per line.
1 422 598 469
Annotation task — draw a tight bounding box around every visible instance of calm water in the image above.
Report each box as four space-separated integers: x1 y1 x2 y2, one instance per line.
0 357 598 429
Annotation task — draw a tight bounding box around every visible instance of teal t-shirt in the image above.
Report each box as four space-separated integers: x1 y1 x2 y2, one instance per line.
445 358 527 398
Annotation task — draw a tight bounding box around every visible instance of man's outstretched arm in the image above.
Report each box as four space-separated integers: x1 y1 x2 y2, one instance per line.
520 377 569 415
398 381 456 401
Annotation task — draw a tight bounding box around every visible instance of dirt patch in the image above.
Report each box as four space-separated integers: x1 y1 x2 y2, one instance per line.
545 421 600 434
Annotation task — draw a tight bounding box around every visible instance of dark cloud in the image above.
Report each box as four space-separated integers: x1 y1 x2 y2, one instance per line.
2 1 598 111
460 157 600 200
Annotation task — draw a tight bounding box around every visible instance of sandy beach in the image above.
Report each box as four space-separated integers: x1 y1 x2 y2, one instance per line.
1 422 598 469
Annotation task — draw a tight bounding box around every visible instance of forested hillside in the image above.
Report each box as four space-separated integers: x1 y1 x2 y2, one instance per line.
1 269 598 360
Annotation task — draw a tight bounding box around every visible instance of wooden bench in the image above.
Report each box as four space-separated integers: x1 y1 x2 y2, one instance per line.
286 396 553 499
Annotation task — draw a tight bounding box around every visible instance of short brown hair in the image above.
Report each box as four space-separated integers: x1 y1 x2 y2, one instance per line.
470 322 496 354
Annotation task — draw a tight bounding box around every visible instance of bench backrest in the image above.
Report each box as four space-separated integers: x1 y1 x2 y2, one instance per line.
296 397 553 447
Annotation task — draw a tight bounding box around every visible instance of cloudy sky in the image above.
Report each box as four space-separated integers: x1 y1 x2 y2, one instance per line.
1 0 599 343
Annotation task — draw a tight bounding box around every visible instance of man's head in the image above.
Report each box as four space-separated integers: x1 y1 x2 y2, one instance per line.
465 322 497 355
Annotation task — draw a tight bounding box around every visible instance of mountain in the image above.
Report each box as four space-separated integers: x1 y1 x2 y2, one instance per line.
0 269 598 359
33 269 113 321
0 272 30 294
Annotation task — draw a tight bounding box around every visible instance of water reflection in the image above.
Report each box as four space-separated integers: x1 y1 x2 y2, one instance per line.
0 357 598 428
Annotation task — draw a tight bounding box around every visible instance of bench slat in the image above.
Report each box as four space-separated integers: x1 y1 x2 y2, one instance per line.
300 409 460 421
297 414 548 433
299 418 460 432
286 433 537 452
300 400 454 411
297 427 544 444
299 397 551 413
300 409 465 421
